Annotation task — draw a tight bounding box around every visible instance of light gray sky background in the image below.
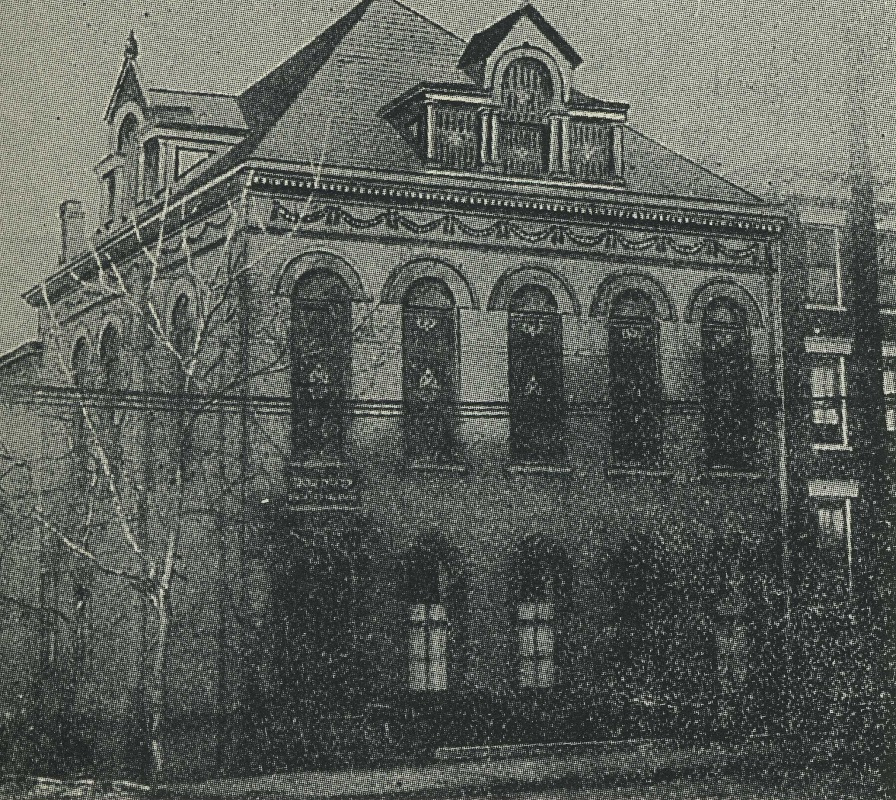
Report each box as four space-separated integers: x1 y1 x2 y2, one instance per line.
1 0 894 353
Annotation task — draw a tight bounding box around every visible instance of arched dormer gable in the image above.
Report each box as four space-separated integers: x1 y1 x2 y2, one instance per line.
271 250 369 302
686 278 764 329
460 5 579 103
382 259 478 309
590 272 676 323
488 265 579 315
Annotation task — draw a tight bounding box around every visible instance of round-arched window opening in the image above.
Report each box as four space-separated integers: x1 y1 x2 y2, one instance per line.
501 57 554 122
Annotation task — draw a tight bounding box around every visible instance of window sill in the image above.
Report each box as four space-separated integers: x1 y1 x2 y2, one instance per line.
811 443 852 452
703 468 764 480
505 463 572 476
407 462 468 475
805 303 847 313
606 466 673 478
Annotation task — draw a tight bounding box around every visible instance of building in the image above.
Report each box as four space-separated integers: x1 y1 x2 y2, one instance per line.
7 0 791 779
778 181 896 733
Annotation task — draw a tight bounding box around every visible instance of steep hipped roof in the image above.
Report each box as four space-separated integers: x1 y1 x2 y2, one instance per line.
175 0 763 206
458 3 582 68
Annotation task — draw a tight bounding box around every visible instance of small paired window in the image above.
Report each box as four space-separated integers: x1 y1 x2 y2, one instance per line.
809 357 848 447
804 225 843 308
877 231 896 311
609 290 662 467
884 361 896 433
813 499 853 601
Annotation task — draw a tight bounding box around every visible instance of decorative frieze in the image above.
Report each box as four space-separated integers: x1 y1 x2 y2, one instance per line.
269 200 768 268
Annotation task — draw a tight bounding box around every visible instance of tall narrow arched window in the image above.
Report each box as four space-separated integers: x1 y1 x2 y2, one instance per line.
292 270 351 463
508 285 564 464
170 294 197 477
702 298 754 469
143 139 160 200
403 278 457 465
117 114 140 216
609 290 661 466
99 326 123 470
71 337 91 486
499 57 553 176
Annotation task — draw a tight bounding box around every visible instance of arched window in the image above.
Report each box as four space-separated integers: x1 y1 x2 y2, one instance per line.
499 57 553 176
609 290 661 466
71 337 91 485
702 298 754 469
402 536 465 693
170 294 197 477
99 326 122 469
407 552 450 691
117 114 140 216
403 278 457 465
291 269 351 463
512 537 569 689
508 285 564 464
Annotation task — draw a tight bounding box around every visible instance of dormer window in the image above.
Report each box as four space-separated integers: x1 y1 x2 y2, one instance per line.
498 57 553 176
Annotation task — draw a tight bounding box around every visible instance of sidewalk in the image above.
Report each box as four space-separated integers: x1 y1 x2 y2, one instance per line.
160 738 769 800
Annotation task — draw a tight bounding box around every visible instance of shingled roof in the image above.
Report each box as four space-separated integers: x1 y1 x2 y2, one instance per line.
172 0 762 206
458 3 582 69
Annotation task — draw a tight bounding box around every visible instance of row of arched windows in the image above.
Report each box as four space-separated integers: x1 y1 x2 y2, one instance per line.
291 268 757 471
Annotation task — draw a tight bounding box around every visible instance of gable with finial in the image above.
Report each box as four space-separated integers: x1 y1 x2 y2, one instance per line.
104 31 148 123
459 4 581 102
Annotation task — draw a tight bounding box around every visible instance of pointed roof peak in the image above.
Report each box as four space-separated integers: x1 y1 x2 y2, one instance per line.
459 4 582 69
125 30 138 61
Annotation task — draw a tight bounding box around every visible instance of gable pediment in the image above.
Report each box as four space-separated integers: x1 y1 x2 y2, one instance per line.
104 58 148 123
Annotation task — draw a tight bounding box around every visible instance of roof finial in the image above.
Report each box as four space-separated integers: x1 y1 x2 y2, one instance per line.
125 30 138 60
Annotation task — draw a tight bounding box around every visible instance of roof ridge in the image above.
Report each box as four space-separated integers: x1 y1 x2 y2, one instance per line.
626 127 766 205
148 87 240 99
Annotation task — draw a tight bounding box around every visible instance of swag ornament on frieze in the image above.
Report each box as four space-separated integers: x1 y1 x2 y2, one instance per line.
269 200 769 269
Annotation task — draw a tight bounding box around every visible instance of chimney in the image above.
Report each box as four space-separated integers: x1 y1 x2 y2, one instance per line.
59 200 87 264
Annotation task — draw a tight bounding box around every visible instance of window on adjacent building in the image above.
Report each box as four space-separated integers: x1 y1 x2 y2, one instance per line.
291 270 351 463
498 58 553 177
508 285 565 464
403 278 457 465
813 499 852 601
884 360 896 433
609 290 662 466
804 225 842 308
809 357 848 446
407 556 449 692
702 298 754 470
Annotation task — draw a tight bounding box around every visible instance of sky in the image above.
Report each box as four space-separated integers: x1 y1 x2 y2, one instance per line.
1 0 894 353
